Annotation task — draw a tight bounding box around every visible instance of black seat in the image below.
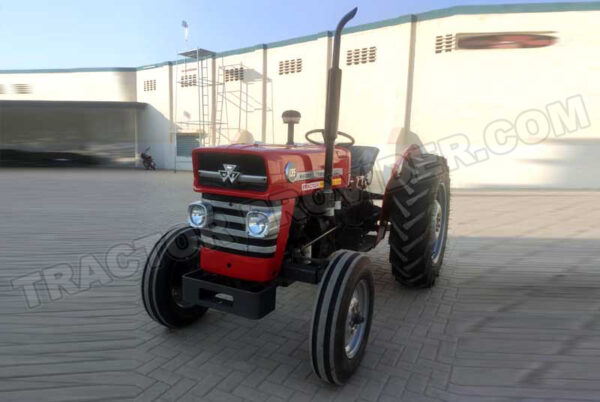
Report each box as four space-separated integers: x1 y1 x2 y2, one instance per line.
348 145 379 177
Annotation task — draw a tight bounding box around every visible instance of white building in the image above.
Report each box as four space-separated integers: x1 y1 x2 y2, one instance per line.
1 2 599 190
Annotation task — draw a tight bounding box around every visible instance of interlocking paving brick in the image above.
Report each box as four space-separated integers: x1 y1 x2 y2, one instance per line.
1 170 600 401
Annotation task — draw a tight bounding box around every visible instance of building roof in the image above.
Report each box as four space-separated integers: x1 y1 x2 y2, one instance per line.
0 100 147 109
179 49 216 59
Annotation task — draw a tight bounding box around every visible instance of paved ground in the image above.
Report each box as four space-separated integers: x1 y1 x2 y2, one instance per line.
1 169 600 402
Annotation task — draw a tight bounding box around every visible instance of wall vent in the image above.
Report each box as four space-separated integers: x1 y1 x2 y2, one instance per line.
181 74 197 87
346 46 376 65
278 58 303 75
13 84 32 94
225 67 244 82
435 34 455 53
143 79 156 92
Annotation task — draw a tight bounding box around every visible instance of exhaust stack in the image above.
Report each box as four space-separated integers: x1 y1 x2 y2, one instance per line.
322 8 357 214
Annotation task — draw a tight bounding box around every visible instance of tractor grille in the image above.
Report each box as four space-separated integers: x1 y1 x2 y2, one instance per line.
200 194 281 258
197 153 268 192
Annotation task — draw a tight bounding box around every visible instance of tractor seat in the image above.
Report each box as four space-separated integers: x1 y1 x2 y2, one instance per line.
348 145 379 177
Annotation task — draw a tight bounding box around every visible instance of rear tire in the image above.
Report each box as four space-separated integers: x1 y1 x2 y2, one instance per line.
388 154 450 288
141 224 207 328
310 251 374 385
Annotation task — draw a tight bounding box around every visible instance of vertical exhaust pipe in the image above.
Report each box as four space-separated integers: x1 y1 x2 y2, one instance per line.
323 8 357 214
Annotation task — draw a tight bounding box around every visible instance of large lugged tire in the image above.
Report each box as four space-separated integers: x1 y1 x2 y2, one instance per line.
310 251 374 385
141 224 207 328
388 154 450 288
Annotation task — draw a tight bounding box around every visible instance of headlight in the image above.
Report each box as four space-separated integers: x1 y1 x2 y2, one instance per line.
246 211 270 238
188 202 212 228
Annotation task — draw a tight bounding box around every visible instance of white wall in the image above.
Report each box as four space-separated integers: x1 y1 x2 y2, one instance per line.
2 4 600 188
266 36 330 144
0 70 136 102
217 48 265 143
337 24 412 193
136 64 173 170
411 10 600 189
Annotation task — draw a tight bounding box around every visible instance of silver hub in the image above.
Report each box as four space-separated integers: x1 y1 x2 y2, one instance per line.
432 200 442 240
430 184 448 264
344 280 369 359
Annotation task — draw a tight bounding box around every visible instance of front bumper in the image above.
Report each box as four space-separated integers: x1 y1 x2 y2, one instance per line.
182 270 276 319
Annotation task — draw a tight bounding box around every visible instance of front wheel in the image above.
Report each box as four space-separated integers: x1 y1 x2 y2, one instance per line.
310 251 374 385
141 224 207 328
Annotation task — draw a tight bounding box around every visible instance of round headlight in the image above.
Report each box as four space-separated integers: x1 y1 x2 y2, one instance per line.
188 203 211 228
246 211 269 238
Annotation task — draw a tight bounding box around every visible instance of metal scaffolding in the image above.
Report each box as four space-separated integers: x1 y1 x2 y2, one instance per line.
172 49 265 169
174 48 214 149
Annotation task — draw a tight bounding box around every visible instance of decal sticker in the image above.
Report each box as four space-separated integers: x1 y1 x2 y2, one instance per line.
301 177 343 191
292 168 344 182
302 181 324 191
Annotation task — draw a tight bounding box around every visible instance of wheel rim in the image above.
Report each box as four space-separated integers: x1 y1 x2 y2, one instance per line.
430 183 448 264
344 279 369 359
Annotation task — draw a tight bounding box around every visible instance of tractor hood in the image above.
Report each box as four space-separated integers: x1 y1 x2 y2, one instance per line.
192 143 350 200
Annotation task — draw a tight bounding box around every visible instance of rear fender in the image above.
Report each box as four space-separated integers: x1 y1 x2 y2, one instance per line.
379 144 422 224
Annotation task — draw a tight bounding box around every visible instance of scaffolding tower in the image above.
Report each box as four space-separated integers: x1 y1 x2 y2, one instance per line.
173 49 259 169
214 60 256 146
174 48 214 150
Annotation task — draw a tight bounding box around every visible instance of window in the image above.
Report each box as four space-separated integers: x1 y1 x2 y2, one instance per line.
181 74 197 87
278 58 303 75
224 67 244 82
346 47 376 65
435 34 455 53
13 84 32 94
143 79 156 92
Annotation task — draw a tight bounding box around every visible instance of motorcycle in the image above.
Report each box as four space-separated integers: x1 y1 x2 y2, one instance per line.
140 147 156 170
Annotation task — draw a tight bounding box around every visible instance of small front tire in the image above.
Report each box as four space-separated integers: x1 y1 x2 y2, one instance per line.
141 224 207 328
310 251 374 385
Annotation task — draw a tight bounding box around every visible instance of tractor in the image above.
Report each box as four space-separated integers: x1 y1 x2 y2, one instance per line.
142 8 450 385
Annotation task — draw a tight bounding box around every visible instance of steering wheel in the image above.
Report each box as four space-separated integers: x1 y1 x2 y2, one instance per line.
305 129 355 147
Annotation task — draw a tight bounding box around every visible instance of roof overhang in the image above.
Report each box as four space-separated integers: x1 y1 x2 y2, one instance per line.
0 100 147 109
179 48 215 59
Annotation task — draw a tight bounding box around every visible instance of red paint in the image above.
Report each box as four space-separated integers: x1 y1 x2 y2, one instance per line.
191 144 350 201
199 198 296 282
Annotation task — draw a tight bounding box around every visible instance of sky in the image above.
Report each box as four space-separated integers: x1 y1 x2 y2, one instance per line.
0 0 596 70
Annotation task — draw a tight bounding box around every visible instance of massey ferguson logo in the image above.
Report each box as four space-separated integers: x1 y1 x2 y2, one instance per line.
219 164 240 183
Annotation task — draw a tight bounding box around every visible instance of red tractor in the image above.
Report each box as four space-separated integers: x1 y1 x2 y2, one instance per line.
142 8 450 385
